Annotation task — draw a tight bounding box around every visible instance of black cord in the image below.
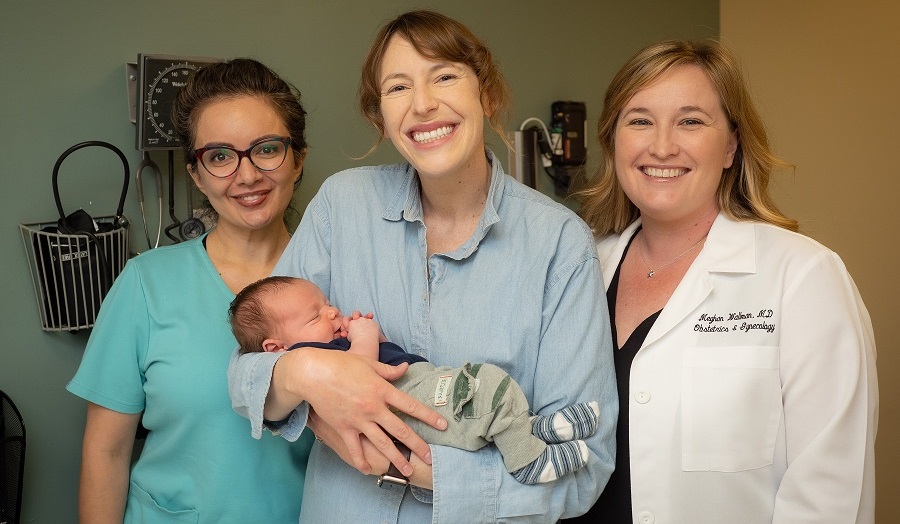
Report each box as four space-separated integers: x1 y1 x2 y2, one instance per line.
164 150 181 243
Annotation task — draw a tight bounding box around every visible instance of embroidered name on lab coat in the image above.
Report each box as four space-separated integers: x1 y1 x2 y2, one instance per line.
695 310 776 334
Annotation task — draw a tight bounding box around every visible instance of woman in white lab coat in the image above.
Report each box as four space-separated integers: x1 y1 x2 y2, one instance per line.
567 40 878 523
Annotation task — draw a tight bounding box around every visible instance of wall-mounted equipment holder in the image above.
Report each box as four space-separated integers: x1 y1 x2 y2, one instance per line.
19 141 130 332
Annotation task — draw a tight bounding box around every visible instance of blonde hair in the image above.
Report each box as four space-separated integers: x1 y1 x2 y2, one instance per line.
358 10 511 152
577 39 798 235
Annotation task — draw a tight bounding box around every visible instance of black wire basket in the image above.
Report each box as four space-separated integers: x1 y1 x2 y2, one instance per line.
18 141 130 332
19 220 128 331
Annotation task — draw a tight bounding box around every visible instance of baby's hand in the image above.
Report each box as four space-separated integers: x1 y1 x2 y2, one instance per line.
347 316 383 342
342 311 380 339
351 310 374 321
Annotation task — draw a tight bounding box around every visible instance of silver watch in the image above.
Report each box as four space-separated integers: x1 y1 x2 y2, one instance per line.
377 440 411 488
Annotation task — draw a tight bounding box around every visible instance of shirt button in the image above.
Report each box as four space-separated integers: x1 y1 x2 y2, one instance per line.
634 390 651 404
640 511 655 524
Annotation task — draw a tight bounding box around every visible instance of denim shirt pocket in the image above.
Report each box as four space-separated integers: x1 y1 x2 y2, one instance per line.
681 345 782 472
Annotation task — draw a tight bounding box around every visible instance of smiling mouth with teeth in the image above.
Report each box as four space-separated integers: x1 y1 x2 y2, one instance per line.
412 125 455 143
643 167 688 179
238 194 263 203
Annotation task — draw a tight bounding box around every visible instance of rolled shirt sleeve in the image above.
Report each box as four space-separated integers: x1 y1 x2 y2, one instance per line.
227 345 309 442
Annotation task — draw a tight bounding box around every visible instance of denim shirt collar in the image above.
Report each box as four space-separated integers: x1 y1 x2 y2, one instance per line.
383 149 504 260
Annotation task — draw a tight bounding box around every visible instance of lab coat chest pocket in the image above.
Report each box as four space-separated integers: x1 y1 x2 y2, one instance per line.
681 346 781 472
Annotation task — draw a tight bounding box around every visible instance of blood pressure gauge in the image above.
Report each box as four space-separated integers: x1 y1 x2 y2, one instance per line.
135 54 220 151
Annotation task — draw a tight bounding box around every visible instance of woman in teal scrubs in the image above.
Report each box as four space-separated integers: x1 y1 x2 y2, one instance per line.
67 58 313 523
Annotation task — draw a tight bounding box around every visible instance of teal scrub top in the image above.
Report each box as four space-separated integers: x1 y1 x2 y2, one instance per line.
68 235 312 523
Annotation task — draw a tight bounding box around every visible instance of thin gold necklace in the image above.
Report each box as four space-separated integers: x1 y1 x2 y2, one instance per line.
638 233 707 278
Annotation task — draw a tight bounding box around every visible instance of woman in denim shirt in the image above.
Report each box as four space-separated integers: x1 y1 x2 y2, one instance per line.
229 10 617 523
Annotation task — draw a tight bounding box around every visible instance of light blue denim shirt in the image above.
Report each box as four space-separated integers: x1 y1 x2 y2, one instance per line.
228 151 616 523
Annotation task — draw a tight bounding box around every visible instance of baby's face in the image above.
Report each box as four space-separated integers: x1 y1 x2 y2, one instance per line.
272 281 343 344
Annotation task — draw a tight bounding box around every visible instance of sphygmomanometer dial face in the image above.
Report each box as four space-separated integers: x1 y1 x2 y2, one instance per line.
136 54 220 151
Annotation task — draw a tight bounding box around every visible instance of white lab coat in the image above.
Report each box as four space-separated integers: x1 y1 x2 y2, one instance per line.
597 213 877 524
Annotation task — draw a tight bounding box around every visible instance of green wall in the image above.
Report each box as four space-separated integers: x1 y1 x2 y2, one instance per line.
0 1 716 521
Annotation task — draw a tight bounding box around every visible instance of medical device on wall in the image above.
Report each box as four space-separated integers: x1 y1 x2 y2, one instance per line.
19 142 131 332
126 54 220 248
134 54 220 150
509 101 587 197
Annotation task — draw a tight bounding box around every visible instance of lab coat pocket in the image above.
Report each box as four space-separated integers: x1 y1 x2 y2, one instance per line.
681 346 781 472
